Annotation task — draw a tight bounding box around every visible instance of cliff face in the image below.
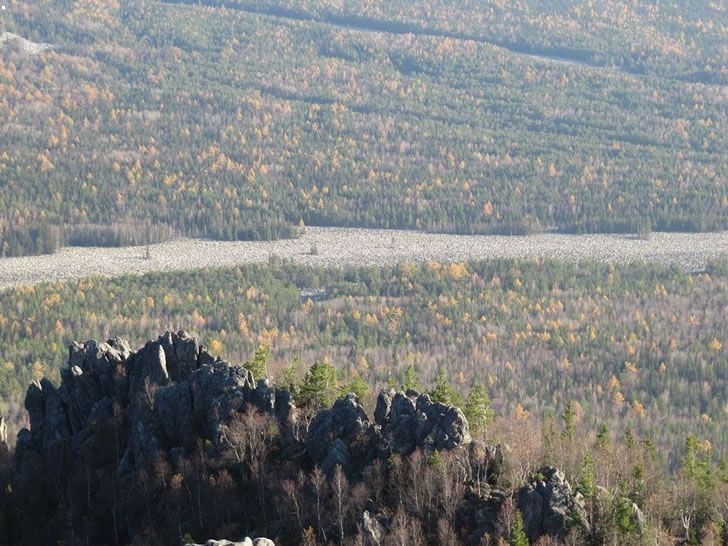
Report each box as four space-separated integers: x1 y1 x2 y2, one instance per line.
13 331 477 544
12 331 583 546
15 332 297 543
17 332 293 480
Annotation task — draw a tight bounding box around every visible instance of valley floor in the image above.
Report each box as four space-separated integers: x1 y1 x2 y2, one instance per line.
1 228 727 291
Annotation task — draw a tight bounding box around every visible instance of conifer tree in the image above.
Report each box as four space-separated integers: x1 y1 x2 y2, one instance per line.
561 400 576 441
511 510 529 546
624 425 638 451
463 383 495 436
279 359 303 398
244 345 269 381
682 435 714 491
429 370 462 406
402 363 422 392
342 372 370 400
541 410 557 465
298 360 339 409
595 423 610 449
577 454 596 498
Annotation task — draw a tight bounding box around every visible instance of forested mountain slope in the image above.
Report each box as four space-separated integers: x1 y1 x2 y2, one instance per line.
1 0 726 255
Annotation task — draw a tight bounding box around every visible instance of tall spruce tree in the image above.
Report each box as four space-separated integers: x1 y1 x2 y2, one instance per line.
402 363 422 392
511 510 529 546
430 371 462 406
298 361 339 410
463 383 495 436
244 345 270 381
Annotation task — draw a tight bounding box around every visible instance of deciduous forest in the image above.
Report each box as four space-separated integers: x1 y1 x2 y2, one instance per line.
1 258 725 460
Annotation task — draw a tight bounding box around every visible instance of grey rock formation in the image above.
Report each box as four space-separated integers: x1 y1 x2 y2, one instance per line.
15 331 479 544
361 510 387 546
375 389 471 455
0 416 7 447
307 393 377 474
185 539 274 546
456 488 509 545
467 441 505 489
373 388 394 425
16 330 293 500
517 466 589 541
308 389 473 475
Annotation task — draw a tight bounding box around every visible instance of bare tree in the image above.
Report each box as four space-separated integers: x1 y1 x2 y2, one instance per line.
495 496 516 541
311 466 327 544
219 407 277 523
333 465 349 544
282 476 304 532
385 509 425 546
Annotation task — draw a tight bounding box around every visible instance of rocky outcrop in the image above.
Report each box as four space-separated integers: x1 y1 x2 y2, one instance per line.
517 466 588 541
374 389 471 454
454 443 509 545
457 461 583 545
307 393 378 474
361 510 387 546
185 538 275 546
17 331 296 480
14 332 477 544
307 389 473 474
456 488 509 545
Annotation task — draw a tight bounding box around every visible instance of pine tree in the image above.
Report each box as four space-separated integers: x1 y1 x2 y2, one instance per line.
244 345 269 381
298 360 339 409
595 423 610 449
561 400 576 441
279 359 303 398
342 372 370 400
624 425 636 451
402 363 422 392
614 496 639 535
429 370 462 406
541 410 556 465
682 435 714 491
511 510 529 546
577 454 596 498
463 383 495 436
718 456 728 484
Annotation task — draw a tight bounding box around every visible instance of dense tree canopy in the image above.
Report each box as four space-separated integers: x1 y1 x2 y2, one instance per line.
0 0 726 255
0 258 725 459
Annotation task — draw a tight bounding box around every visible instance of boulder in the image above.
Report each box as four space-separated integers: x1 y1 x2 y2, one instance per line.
375 389 471 455
362 510 387 546
307 393 376 474
517 466 588 541
184 538 274 546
